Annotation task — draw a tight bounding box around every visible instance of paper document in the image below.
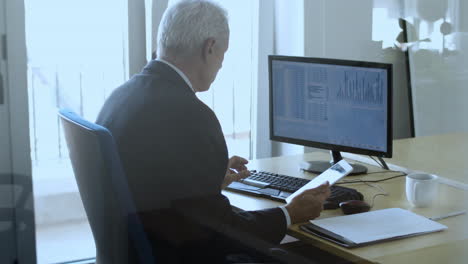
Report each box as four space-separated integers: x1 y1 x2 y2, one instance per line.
309 208 447 245
286 159 353 203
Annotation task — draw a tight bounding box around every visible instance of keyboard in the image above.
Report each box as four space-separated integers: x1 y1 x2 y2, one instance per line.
241 171 310 193
227 170 363 209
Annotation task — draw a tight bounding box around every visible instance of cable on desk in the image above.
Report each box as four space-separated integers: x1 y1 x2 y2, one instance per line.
369 193 389 208
358 170 402 175
336 173 407 185
361 182 389 208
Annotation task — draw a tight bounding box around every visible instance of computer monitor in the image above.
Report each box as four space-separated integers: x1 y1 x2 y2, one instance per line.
269 55 392 175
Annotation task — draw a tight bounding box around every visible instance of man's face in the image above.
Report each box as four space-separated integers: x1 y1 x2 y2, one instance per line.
199 36 229 92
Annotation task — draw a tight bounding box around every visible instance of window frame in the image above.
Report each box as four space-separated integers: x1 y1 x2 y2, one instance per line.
4 0 37 263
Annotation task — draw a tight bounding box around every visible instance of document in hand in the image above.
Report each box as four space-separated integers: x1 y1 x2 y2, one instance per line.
285 159 353 203
300 208 447 248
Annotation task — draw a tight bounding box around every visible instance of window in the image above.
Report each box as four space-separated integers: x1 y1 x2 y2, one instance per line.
25 0 127 262
26 0 127 167
26 0 259 263
167 0 258 159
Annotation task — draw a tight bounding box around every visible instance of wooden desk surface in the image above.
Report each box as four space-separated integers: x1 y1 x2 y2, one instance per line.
223 151 468 264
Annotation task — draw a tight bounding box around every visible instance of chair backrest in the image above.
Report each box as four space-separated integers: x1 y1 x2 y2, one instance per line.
58 109 155 264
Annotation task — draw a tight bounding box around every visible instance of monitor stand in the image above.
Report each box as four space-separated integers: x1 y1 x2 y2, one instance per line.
299 150 367 176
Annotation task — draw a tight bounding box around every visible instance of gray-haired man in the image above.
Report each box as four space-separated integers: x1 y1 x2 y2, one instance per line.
97 0 330 262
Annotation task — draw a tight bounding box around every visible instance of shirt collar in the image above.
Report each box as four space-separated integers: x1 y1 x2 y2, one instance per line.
156 59 195 93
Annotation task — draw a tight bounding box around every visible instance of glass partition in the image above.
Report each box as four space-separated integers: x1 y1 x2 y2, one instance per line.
402 0 468 136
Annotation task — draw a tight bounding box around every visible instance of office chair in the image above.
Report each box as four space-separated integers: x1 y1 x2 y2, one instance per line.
58 109 155 264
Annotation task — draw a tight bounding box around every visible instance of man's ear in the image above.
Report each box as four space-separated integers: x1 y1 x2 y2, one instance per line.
202 38 216 62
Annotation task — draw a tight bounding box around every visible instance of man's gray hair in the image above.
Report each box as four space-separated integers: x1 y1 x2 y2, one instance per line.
157 0 229 58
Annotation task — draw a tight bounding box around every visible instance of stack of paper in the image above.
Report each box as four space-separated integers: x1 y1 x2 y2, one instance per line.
301 208 447 247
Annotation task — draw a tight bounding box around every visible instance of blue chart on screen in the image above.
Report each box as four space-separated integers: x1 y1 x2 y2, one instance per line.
272 60 388 152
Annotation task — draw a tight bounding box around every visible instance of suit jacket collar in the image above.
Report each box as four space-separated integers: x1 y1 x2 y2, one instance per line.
156 59 194 92
141 60 194 94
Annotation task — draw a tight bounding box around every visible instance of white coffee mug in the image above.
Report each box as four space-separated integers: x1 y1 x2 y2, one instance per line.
406 173 439 207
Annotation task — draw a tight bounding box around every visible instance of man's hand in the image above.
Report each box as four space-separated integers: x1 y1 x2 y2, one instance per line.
221 156 250 189
227 155 249 172
285 182 331 224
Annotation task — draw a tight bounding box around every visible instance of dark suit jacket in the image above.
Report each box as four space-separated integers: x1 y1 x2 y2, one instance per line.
96 60 287 263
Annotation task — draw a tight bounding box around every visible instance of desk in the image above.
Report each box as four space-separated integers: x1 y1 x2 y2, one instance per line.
223 135 468 264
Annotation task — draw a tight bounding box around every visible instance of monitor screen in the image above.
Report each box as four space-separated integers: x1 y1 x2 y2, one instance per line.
269 55 392 158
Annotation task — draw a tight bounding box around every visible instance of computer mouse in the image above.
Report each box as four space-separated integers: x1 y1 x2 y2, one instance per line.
339 200 371 215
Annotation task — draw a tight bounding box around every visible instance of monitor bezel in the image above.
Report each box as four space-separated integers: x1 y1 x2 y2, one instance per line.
268 55 393 158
